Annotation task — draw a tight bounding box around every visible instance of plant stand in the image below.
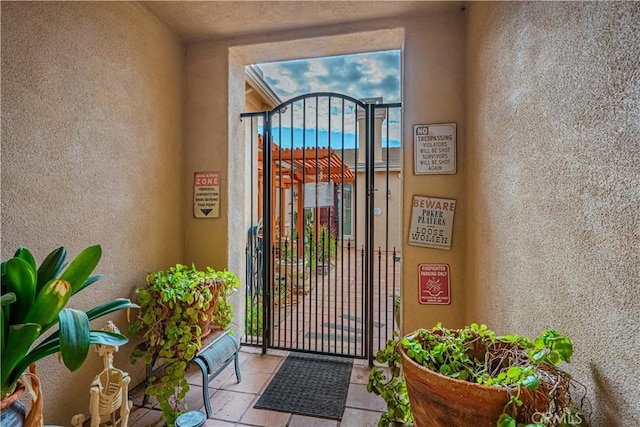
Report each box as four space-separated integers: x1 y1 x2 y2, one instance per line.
140 330 241 417
192 330 241 418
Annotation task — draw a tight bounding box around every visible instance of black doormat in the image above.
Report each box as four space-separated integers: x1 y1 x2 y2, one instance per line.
254 352 353 420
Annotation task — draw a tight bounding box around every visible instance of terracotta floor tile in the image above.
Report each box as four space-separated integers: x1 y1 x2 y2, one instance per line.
266 348 290 357
206 390 255 422
339 407 383 427
207 365 237 389
221 371 271 394
239 406 291 427
129 408 163 427
242 354 284 373
204 420 235 426
350 366 375 385
345 383 387 412
240 346 262 354
183 384 208 412
238 350 253 365
128 407 150 426
288 414 339 427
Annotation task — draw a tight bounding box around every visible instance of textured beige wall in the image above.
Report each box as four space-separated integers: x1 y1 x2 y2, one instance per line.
465 3 639 426
1 2 184 424
401 12 466 334
183 42 231 272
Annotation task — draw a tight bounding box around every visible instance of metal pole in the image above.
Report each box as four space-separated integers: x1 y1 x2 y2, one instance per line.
262 112 272 355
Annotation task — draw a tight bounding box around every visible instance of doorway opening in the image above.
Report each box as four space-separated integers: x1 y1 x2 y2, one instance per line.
232 38 403 364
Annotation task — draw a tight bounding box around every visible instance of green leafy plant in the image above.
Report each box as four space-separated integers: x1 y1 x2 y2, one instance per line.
304 220 337 269
1 245 136 399
210 270 240 330
368 324 586 427
245 294 263 337
367 332 413 426
128 263 238 426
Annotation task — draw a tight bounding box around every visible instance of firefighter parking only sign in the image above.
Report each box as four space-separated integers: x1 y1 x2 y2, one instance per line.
418 263 450 305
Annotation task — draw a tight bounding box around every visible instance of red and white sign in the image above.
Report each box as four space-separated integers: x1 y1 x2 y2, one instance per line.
418 263 450 305
194 171 220 218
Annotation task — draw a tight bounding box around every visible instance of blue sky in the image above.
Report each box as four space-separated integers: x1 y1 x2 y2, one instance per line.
254 50 401 148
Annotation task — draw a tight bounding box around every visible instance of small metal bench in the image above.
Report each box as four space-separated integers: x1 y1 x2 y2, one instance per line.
192 330 241 418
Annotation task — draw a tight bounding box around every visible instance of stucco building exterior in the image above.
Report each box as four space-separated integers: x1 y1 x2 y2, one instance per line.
1 2 638 425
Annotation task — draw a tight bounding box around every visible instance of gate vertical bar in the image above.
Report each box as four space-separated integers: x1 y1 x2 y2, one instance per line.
262 112 273 354
365 102 376 366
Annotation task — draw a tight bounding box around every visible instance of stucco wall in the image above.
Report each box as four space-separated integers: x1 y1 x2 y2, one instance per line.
401 12 466 333
1 2 184 424
465 3 639 425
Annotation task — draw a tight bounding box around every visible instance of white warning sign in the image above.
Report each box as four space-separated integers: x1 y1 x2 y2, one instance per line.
194 171 220 218
414 123 456 175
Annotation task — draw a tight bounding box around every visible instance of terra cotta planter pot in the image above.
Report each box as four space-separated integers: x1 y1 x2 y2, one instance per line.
400 344 511 427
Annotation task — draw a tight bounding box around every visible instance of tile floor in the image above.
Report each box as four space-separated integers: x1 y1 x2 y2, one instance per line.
128 346 388 427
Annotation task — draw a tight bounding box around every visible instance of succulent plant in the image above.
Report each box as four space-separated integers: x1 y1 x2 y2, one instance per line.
1 245 136 398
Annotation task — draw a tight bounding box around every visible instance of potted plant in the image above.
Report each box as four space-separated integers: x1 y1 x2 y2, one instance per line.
128 263 239 426
1 245 136 425
368 323 586 427
209 269 240 331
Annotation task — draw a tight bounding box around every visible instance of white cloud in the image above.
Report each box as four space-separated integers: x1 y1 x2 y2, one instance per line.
254 50 401 147
258 50 400 103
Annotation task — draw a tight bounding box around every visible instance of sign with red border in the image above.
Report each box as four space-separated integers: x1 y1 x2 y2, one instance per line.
418 263 450 305
194 171 220 218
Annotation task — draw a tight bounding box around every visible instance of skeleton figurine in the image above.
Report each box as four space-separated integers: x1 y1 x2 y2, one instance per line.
72 321 132 427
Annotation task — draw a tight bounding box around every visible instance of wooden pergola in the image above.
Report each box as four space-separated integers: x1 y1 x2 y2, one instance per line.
257 136 355 251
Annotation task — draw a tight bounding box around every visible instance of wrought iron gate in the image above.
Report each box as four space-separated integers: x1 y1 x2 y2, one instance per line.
242 93 401 363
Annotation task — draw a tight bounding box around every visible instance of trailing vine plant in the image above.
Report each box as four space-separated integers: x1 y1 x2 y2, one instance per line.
368 324 587 427
128 264 237 426
210 269 240 330
367 332 413 426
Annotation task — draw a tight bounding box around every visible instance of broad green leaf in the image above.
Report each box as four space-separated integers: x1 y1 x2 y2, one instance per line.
86 298 138 321
35 298 140 340
24 279 71 330
15 330 128 386
38 298 137 347
36 247 67 293
1 304 9 362
14 247 37 274
0 306 4 365
60 245 101 295
1 323 41 394
4 258 37 324
58 309 90 371
74 274 103 294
